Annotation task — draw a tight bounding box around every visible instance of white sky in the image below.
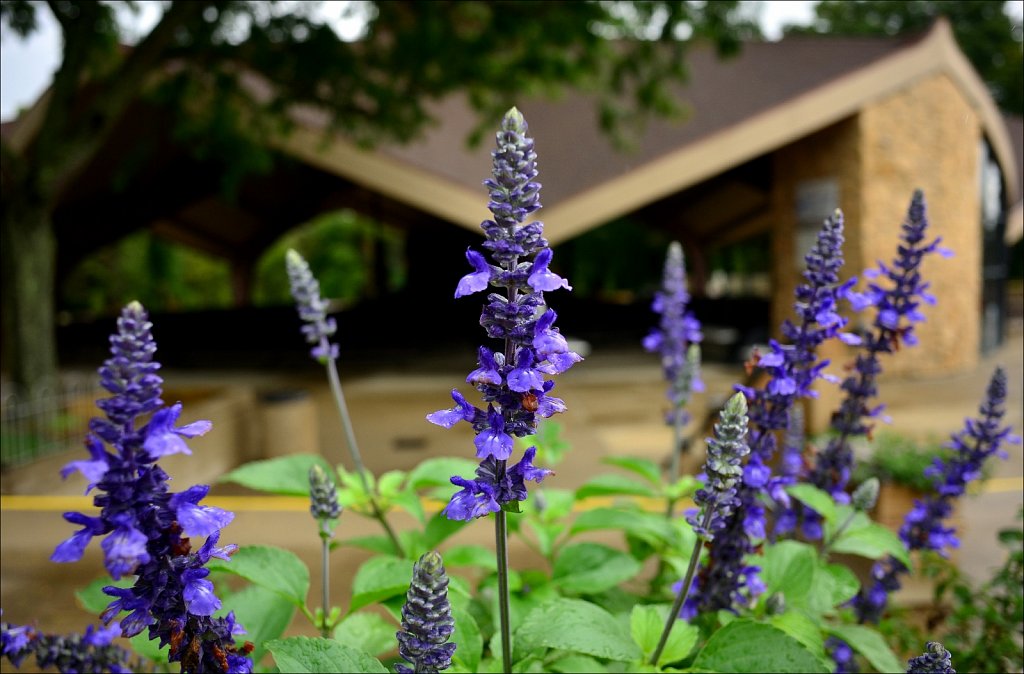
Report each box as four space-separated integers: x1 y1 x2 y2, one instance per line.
1 1 1020 121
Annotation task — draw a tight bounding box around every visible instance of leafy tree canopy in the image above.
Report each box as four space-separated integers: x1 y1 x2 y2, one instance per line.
788 1 1023 114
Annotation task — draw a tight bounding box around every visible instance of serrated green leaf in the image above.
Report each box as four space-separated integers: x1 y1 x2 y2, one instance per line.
408 457 480 490
820 563 860 608
550 653 607 672
692 620 828 673
333 612 397 658
391 488 426 525
571 508 678 548
444 544 499 571
423 511 469 549
576 474 659 500
267 636 387 673
524 520 565 560
831 522 911 568
207 545 310 608
452 606 483 672
350 556 415 612
219 454 331 496
631 604 698 665
553 543 642 595
341 534 400 555
515 598 642 661
220 584 295 665
786 484 838 525
761 541 818 609
603 456 663 485
826 624 902 673
377 470 406 497
767 612 827 664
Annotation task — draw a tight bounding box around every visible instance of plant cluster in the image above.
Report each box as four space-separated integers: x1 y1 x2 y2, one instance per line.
1 109 1019 674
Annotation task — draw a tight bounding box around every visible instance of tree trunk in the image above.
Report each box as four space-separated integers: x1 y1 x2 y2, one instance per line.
1 196 57 395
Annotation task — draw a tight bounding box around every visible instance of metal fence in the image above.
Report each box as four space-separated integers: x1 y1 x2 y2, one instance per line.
1 376 102 468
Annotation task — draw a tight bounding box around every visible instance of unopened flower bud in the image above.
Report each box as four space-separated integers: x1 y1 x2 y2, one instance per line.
852 477 880 511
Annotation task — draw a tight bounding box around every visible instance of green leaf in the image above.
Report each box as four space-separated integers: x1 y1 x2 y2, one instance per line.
128 631 169 664
571 508 678 548
631 604 698 665
350 556 415 612
550 654 607 672
451 605 483 672
515 598 642 661
444 544 499 572
407 457 480 490
553 543 643 595
575 474 658 500
767 612 827 665
524 520 565 560
266 636 387 673
377 470 406 497
831 522 912 568
760 541 818 609
342 535 400 555
820 563 861 608
333 612 397 658
219 454 331 496
826 624 903 673
602 456 663 485
786 484 838 525
220 584 295 665
75 577 132 614
207 545 310 608
423 511 469 549
391 488 427 525
534 488 575 522
692 620 829 673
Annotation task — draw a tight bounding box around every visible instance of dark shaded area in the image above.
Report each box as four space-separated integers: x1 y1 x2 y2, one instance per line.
56 294 770 372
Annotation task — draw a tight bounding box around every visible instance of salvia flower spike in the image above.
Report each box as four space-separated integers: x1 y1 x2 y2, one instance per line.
309 464 342 537
809 190 949 510
652 392 750 666
644 242 704 481
1 619 137 673
906 642 956 674
689 209 855 615
429 106 578 520
395 551 456 674
51 301 252 673
854 367 1017 623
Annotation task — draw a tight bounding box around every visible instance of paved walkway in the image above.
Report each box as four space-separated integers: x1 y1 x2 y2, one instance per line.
1 331 1020 660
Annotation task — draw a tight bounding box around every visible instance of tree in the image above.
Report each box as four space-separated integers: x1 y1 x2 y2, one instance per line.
788 1 1023 115
0 0 760 392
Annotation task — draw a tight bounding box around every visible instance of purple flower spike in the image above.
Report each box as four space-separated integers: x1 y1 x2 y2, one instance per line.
853 367 1015 624
1 617 138 673
432 108 579 518
396 551 456 673
50 301 252 672
286 249 340 364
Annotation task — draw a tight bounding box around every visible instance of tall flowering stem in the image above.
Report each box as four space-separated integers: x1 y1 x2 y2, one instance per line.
685 210 857 615
286 249 404 558
644 242 704 485
51 302 252 673
427 108 579 673
309 465 342 638
651 393 749 666
807 191 949 511
395 551 456 674
853 367 1017 623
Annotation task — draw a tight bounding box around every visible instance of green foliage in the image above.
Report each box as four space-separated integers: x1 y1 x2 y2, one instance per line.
207 545 311 608
266 636 387 673
851 431 950 492
515 598 643 662
220 453 333 496
792 1 1023 114
630 604 699 666
333 612 398 658
691 620 831 672
61 231 233 315
350 556 416 613
254 209 406 307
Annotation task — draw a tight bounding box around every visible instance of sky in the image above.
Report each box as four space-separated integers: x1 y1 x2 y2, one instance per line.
0 1 1019 121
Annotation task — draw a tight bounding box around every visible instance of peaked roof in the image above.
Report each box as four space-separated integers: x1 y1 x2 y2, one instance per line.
280 18 1020 244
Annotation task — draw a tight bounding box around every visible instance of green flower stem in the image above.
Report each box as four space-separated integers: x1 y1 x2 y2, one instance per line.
325 358 404 557
650 509 712 666
495 503 513 674
320 530 331 637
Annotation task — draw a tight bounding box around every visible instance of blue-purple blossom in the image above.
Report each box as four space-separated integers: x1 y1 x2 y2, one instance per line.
1 617 137 673
854 367 1016 623
51 302 252 673
827 637 859 673
644 242 704 427
286 249 340 363
687 393 750 540
808 191 948 513
428 108 578 519
688 209 854 614
906 642 955 674
396 551 456 674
